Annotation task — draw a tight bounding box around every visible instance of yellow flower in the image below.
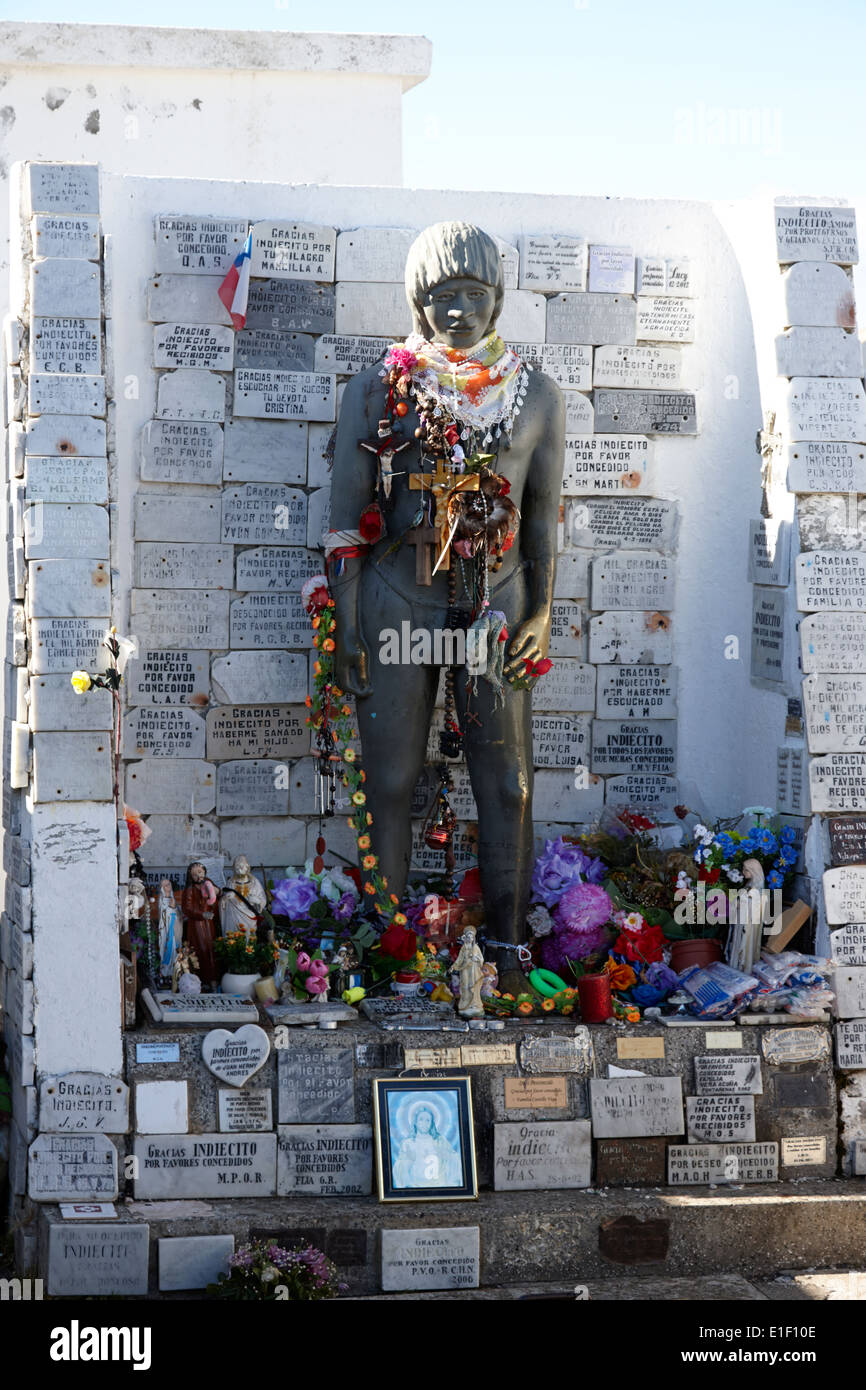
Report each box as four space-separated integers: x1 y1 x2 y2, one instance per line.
344 748 356 763
352 791 366 806
70 670 91 693
342 986 366 1004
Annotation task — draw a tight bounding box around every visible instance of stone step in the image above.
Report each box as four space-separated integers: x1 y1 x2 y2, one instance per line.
354 1273 768 1300
37 1179 866 1296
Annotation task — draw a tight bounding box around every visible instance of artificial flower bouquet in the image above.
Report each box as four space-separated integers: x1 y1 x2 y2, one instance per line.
213 931 279 977
207 1239 346 1301
691 817 798 892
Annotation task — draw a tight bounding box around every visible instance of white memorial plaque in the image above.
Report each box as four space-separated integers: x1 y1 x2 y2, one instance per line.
593 388 696 434
148 274 232 326
30 616 108 674
130 590 230 648
133 1133 277 1198
30 258 100 318
548 600 586 658
335 226 417 281
223 419 307 485
222 483 307 545
136 494 221 544
334 281 410 338
591 552 674 610
833 967 866 1018
595 664 677 718
123 707 206 758
27 164 99 215
568 498 678 551
277 1124 373 1196
668 1142 778 1184
593 345 681 389
804 674 866 753
800 612 866 674
246 279 336 333
784 377 866 442
29 372 104 418
748 519 790 585
138 815 219 867
25 413 105 457
202 1025 270 1088
830 924 866 965
495 291 547 344
235 329 314 371
531 712 591 768
314 334 389 373
153 322 234 370
216 760 289 816
775 205 858 264
686 1095 756 1143
24 502 108 560
546 292 636 346
157 368 225 423
798 495 866 552
136 542 232 588
796 551 866 611
39 1074 128 1133
810 753 866 812
553 550 591 598
562 435 652 493
218 1089 272 1132
381 1227 480 1293
126 649 209 708
223 816 305 868
635 296 696 342
782 261 855 329
591 720 677 776
589 1077 684 1137
588 611 673 664
824 866 866 925
27 556 110 618
250 221 336 281
29 1133 118 1201
532 767 602 820
693 1055 763 1094
30 317 101 374
125 759 216 814
587 244 635 293
776 326 862 378
517 235 587 291
604 773 679 812
211 650 307 704
233 369 335 422
206 704 308 759
155 215 247 274
230 592 311 649
140 419 223 486
538 344 592 390
531 661 595 712
563 394 593 434
835 1019 866 1068
492 1120 591 1189
235 546 320 592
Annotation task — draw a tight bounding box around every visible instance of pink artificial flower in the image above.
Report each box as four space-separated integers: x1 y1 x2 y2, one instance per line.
308 958 329 977
296 952 311 972
384 346 418 372
306 975 328 995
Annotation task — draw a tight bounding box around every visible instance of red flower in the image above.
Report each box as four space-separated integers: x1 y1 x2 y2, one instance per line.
534 657 553 676
674 804 689 820
359 503 385 545
500 533 515 552
458 866 482 901
379 923 417 961
614 923 666 964
698 866 721 884
499 479 511 495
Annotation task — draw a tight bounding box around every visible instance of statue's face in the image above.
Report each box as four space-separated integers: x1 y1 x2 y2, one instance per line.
416 1109 433 1133
234 856 250 876
160 878 172 894
190 863 205 883
422 276 497 349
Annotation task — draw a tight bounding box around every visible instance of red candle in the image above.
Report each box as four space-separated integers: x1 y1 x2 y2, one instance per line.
577 973 612 1023
395 970 421 984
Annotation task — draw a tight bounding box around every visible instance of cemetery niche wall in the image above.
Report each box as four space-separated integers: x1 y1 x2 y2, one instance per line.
5 162 852 1297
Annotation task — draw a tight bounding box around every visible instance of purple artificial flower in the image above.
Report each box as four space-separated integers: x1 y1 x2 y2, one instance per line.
332 891 356 923
541 881 613 974
644 960 680 993
271 876 318 919
531 836 606 908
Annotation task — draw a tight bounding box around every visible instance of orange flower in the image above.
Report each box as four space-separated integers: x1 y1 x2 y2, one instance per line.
341 705 351 716
352 791 366 806
365 812 373 825
542 998 555 1012
357 834 371 850
501 993 515 1002
327 598 335 607
347 818 356 830
363 882 375 895
313 661 321 676
304 695 312 708
363 854 377 870
561 1004 574 1015
518 1001 533 1015
605 960 637 992
322 638 335 652
381 876 388 888
312 616 320 629
390 893 399 905
393 912 407 926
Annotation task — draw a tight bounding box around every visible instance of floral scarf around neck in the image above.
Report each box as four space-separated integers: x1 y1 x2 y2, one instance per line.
392 330 525 431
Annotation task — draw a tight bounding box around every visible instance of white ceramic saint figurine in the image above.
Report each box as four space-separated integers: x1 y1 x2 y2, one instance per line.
219 854 268 941
454 925 485 1018
157 878 181 982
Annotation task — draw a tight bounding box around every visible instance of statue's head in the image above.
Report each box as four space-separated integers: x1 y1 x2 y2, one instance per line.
159 877 173 895
233 854 250 877
460 925 477 945
188 861 206 885
405 221 504 349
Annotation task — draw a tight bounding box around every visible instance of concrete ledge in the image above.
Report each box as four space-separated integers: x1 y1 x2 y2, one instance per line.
0 23 432 88
37 1180 866 1295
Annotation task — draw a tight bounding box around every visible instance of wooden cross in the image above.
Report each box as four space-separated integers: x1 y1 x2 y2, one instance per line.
407 523 440 586
408 462 480 573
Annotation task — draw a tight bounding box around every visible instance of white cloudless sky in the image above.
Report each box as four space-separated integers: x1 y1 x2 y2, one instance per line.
2 0 865 203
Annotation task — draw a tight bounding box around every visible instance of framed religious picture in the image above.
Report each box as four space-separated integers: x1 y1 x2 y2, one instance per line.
372 1076 478 1203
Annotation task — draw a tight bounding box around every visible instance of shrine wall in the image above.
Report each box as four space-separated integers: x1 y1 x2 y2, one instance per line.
101 173 774 898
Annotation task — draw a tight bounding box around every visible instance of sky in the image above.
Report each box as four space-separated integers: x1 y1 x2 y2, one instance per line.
1 0 865 203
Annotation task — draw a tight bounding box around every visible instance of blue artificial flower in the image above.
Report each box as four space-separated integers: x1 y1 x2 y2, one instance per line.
779 845 797 866
633 983 668 1007
767 869 783 889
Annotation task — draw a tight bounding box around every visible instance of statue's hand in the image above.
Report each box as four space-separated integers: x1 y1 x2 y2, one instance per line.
334 626 372 697
504 612 550 680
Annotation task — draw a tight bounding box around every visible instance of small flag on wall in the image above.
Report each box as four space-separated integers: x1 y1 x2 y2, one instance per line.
218 230 252 329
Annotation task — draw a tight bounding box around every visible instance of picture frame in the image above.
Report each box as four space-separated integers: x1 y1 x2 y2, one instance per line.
372 1076 478 1203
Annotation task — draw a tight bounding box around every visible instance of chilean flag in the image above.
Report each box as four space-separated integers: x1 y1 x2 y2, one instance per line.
218 230 252 330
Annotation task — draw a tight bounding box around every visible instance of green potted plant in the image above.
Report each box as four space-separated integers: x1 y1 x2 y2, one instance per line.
213 931 279 998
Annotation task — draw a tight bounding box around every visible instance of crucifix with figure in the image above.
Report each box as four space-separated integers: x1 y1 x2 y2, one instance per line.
408 461 479 581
